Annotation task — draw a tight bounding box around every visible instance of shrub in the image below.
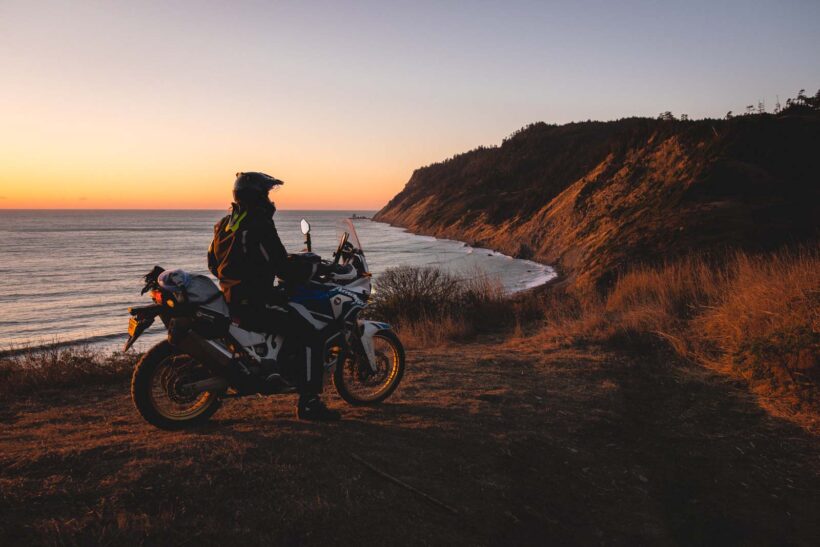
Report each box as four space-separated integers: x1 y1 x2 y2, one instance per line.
368 266 509 346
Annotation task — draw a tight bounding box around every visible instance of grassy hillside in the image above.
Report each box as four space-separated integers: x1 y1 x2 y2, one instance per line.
375 111 820 292
373 101 820 423
541 247 819 426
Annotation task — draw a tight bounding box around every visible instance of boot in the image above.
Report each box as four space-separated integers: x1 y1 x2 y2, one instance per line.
296 394 341 421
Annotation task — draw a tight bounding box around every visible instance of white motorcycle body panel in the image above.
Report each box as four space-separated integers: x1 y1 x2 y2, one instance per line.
228 324 283 362
357 319 391 372
229 324 266 346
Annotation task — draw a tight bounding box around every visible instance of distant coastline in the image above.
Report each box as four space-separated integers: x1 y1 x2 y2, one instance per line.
374 113 820 291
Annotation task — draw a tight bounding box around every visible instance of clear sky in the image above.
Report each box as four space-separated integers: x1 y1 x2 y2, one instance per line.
1 0 818 209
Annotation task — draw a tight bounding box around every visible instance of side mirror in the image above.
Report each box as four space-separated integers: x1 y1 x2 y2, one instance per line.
300 218 312 252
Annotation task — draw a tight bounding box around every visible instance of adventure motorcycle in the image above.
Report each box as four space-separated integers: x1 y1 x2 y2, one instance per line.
124 218 405 430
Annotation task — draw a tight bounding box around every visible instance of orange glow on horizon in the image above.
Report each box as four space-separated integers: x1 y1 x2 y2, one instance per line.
0 171 402 210
0 149 412 210
0 75 435 211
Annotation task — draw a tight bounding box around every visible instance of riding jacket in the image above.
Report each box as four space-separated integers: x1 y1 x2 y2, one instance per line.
207 202 288 306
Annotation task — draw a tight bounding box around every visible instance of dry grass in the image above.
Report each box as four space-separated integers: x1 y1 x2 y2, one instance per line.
0 345 137 395
540 246 820 419
368 265 511 347
694 251 819 407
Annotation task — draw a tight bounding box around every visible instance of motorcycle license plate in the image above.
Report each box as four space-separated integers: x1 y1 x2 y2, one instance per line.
128 316 139 336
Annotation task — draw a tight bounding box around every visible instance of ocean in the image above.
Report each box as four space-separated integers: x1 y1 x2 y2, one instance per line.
0 210 555 352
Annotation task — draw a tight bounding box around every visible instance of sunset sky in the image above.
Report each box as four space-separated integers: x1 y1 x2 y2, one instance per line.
1 0 818 210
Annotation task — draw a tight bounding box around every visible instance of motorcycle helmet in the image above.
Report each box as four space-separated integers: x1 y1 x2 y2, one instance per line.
233 172 284 205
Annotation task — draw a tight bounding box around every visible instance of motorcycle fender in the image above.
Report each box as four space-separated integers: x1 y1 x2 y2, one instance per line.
357 320 391 372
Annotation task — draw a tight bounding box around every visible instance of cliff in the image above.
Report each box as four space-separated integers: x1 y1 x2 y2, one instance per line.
374 114 820 291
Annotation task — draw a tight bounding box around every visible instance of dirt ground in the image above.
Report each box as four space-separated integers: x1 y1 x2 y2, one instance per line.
1 338 818 546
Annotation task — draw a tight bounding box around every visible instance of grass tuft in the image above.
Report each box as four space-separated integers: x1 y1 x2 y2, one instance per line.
0 345 137 395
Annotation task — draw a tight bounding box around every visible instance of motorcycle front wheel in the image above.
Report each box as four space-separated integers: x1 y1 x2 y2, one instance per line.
334 329 405 405
131 341 221 430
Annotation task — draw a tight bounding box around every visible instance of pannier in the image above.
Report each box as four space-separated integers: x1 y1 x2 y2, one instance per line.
158 269 230 338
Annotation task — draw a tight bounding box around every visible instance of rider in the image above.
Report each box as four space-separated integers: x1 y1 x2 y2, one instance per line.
207 172 341 421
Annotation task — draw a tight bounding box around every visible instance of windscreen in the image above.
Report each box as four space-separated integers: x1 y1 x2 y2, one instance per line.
336 218 363 252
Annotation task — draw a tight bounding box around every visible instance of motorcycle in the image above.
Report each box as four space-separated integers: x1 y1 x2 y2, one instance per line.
124 218 405 430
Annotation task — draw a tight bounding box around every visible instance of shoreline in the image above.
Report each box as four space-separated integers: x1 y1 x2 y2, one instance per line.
1 221 557 356
370 217 562 292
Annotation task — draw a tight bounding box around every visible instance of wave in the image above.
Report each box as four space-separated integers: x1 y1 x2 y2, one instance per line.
522 267 558 290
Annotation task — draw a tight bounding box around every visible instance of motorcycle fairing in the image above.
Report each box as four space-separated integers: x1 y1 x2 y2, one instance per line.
290 282 368 323
289 284 335 320
288 301 330 329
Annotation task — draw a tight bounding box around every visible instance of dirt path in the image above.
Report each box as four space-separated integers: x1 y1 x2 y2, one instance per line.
1 340 818 546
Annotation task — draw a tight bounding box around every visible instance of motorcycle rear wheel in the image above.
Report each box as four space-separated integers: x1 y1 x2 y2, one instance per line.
131 341 221 430
334 330 405 405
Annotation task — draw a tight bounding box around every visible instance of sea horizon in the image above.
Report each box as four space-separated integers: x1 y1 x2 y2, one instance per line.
0 208 379 212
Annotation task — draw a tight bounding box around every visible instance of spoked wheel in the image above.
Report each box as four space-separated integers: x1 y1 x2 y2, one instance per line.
334 330 405 405
131 341 221 430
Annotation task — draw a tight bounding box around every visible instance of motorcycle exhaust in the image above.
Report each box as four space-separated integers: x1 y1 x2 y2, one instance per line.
173 328 234 374
181 376 229 394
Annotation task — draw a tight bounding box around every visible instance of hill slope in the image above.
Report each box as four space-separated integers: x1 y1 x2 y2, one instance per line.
375 114 820 290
